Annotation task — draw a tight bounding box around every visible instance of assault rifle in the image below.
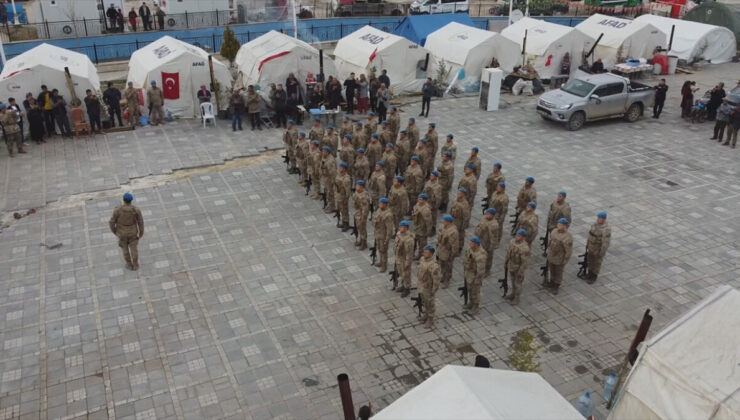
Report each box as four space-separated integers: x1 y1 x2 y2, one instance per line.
369 201 375 217
540 228 549 257
498 263 509 298
389 269 398 290
282 154 290 171
321 189 327 209
541 261 549 284
481 196 489 215
351 218 358 239
411 293 423 316
458 275 468 305
510 209 521 236
305 177 312 196
577 251 588 279
369 240 377 265
334 209 341 228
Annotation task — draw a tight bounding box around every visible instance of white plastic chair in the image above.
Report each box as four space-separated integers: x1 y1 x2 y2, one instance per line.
200 102 216 128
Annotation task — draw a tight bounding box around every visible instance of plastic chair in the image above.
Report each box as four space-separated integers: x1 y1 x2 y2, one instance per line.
200 102 216 128
69 107 91 136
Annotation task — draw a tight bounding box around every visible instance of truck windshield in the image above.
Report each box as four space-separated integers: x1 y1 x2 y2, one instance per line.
561 79 595 98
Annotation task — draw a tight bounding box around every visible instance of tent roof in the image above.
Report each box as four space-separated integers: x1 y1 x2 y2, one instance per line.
129 36 222 72
424 22 498 66
608 286 740 420
576 14 664 48
502 17 591 55
374 366 583 420
0 43 98 81
683 1 740 42
633 14 736 61
334 25 416 69
235 30 320 64
393 13 475 46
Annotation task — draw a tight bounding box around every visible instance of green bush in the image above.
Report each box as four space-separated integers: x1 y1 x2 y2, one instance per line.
220 26 240 65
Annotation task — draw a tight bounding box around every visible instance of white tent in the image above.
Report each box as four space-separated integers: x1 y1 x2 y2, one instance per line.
235 30 335 101
333 25 429 95
501 17 596 79
608 285 740 420
127 36 232 117
374 365 583 420
633 14 736 64
0 43 101 107
575 14 667 69
424 22 519 92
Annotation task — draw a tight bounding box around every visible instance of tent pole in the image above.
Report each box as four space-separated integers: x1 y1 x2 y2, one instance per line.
522 30 527 67
0 35 6 66
64 66 79 105
668 24 675 51
291 0 298 39
606 309 653 410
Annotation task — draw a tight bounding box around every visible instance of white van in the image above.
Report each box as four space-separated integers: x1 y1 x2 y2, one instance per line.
410 0 470 14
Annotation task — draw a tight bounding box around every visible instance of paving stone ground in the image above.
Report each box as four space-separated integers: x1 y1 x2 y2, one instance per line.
1 64 739 420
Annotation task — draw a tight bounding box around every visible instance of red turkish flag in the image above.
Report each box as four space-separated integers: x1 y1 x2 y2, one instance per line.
369 48 378 63
161 72 179 99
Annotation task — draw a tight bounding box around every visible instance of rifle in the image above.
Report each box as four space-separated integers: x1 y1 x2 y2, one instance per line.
577 251 588 279
541 261 549 284
540 229 549 257
389 268 398 290
305 177 312 196
369 240 377 265
509 209 521 236
321 189 328 209
282 154 290 171
480 196 489 215
369 201 375 217
498 263 509 298
334 209 341 227
458 275 468 305
351 218 358 239
411 293 423 316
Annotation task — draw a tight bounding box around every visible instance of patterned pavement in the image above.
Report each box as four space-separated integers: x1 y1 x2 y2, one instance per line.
1 65 739 419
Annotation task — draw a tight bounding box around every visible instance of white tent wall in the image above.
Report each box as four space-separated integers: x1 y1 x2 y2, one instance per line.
127 36 232 118
235 30 336 102
633 14 736 64
333 25 429 95
501 17 595 80
576 14 666 69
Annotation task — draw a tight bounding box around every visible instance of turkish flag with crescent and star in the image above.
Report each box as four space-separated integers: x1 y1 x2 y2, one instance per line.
161 72 179 99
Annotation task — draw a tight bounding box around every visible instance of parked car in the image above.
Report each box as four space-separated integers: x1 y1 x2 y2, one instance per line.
537 73 655 131
410 0 469 14
335 0 405 16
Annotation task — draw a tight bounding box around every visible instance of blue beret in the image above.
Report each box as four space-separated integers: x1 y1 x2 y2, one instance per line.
288 119 295 124
411 156 420 162
442 214 453 222
356 121 363 125
516 229 527 236
494 162 502 168
299 131 306 137
470 236 481 244
0 104 6 110
356 180 365 186
409 117 415 122
386 143 394 148
423 244 435 251
368 112 375 116
444 151 452 157
395 175 404 182
357 148 365 153
391 105 397 110
598 211 607 219
526 176 535 183
151 80 156 85
399 220 410 227
314 117 320 122
498 182 505 188
344 134 352 139
322 146 332 152
339 162 348 168
419 193 428 199
465 163 475 169
527 201 536 209
429 122 436 127
419 138 428 143
327 125 334 130
344 115 351 120
558 190 567 197
311 140 320 145
431 170 439 176
485 208 496 214
371 133 379 138
472 147 479 152
557 218 569 224
458 187 467 193
379 197 389 204
400 129 408 134
447 134 454 138
123 192 134 202
375 161 384 167
381 121 389 125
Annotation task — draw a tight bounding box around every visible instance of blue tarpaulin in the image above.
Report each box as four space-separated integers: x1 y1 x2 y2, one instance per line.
392 13 476 46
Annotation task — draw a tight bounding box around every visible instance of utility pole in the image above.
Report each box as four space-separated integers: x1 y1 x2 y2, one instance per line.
11 0 19 24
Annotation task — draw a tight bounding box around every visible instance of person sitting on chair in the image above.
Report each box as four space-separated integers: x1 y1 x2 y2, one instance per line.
197 85 211 104
590 58 605 74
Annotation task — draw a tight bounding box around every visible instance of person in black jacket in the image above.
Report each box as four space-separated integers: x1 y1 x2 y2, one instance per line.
327 78 342 110
590 58 605 74
106 3 119 32
103 82 123 127
26 99 45 144
652 79 668 119
139 2 152 31
272 84 288 128
706 82 726 121
37 85 57 136
420 77 434 117
84 89 103 133
51 89 71 137
378 69 390 89
344 73 357 114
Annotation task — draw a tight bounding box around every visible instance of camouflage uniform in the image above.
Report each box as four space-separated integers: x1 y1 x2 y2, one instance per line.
335 171 353 228
309 123 324 143
414 142 433 177
465 155 482 180
321 131 339 157
586 221 611 280
516 209 539 246
436 223 459 287
366 138 383 169
364 117 378 138
388 110 400 139
372 207 395 272
485 170 505 203
352 125 367 151
379 127 393 149
505 238 530 305
124 86 140 127
404 163 424 214
441 140 457 162
418 254 441 327
340 119 353 139
109 202 145 269
437 159 455 211
353 154 370 184
422 178 442 232
309 145 322 199
283 126 299 171
381 150 397 193
369 169 386 205
547 199 572 231
320 153 337 212
295 137 310 185
394 230 415 289
464 245 487 314
516 185 537 212
1 110 23 156
458 172 477 208
352 188 372 249
395 134 411 175
340 142 355 177
491 191 509 245
426 128 439 158
474 216 500 275
389 184 409 229
450 196 471 253
547 228 573 289
406 122 419 152
412 201 433 256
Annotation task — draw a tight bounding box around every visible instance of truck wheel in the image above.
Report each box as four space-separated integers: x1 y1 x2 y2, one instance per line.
567 112 585 131
625 103 643 122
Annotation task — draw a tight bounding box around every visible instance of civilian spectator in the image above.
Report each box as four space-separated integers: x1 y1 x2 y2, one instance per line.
344 72 357 114
37 85 57 136
652 78 667 119
103 82 123 127
128 8 138 31
420 77 434 117
246 85 262 131
116 9 125 32
378 69 390 89
84 89 103 133
22 92 33 113
725 104 739 148
376 83 389 121
27 99 45 144
325 75 334 96
272 84 287 128
155 5 165 31
680 81 697 119
356 74 369 114
50 89 72 137
369 72 379 113
590 58 605 74
308 84 322 109
230 88 244 131
706 82 726 121
197 85 211 104
286 73 301 103
139 2 152 31
286 92 301 125
712 98 731 141
8 97 24 142
328 77 342 110
106 3 119 32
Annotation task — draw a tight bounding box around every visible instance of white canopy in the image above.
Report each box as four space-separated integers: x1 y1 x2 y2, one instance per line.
608 285 740 420
633 14 736 64
127 36 232 117
424 22 519 91
374 365 583 420
576 14 666 69
235 30 335 101
333 25 429 94
0 43 101 105
501 17 596 79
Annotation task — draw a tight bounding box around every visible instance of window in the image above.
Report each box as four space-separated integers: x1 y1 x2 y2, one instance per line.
561 79 595 98
593 83 624 97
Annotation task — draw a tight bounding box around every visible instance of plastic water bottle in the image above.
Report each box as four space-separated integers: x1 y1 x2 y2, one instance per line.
575 392 594 418
604 373 617 402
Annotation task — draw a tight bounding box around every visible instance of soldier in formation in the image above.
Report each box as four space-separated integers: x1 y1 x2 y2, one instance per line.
485 163 505 205
544 218 573 294
404 156 424 213
505 229 531 305
283 120 299 173
353 148 370 184
417 244 441 329
441 134 456 162
464 147 482 180
373 197 395 273
406 117 419 152
582 212 611 284
389 176 409 230
320 146 337 214
437 151 455 212
381 144 397 193
436 214 459 289
412 193 433 259
335 162 353 232
463 236 487 315
422 170 442 234
451 188 471 253
395 130 411 176
394 220 415 297
352 180 372 250
458 164 477 207
475 208 500 276
516 201 539 246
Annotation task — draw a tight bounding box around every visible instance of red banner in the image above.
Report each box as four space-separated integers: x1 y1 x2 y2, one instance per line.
162 72 179 100
369 48 378 63
258 51 291 72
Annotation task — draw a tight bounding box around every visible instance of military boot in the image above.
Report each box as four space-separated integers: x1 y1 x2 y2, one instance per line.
509 294 520 305
423 319 433 329
463 302 472 310
341 222 351 232
377 255 387 273
467 306 480 316
586 273 597 284
550 285 559 295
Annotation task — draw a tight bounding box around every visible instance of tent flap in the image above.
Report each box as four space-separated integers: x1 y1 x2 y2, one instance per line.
393 13 475 46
